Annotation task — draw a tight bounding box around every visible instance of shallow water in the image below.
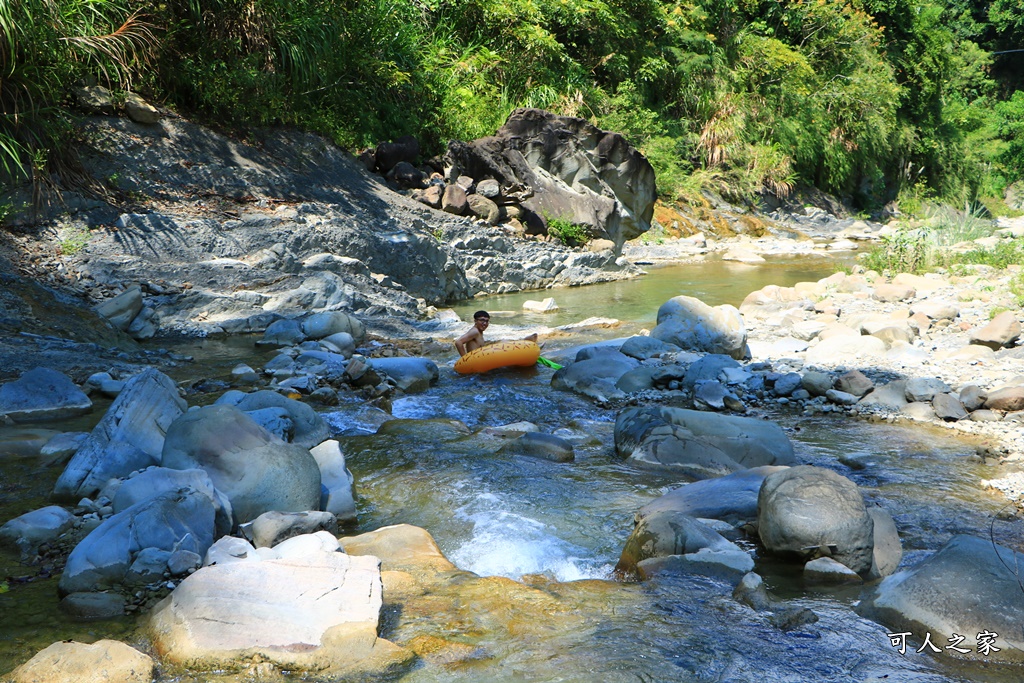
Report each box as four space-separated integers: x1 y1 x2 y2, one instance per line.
450 256 846 331
2 257 1022 682
323 368 1022 683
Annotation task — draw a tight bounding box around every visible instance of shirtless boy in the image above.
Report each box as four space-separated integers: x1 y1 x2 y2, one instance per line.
455 310 537 357
455 310 491 357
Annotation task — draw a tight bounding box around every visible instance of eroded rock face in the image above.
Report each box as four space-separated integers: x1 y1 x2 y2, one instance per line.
443 108 656 252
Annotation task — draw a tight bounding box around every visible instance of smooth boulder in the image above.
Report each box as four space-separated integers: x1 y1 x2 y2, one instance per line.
497 432 575 462
757 466 875 575
858 535 1024 662
651 296 748 360
369 357 439 392
637 466 789 526
108 466 233 537
302 310 366 343
551 358 633 402
309 440 358 522
0 505 76 552
215 389 330 448
247 510 338 548
8 639 154 683
147 532 411 674
616 509 744 574
162 404 322 525
0 368 92 423
615 406 795 477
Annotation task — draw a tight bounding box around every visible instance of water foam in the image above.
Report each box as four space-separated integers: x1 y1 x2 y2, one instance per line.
448 494 609 582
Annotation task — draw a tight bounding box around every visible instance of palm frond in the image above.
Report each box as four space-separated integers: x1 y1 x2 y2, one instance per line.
60 11 159 87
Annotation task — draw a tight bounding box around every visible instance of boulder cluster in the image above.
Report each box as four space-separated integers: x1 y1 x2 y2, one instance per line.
543 284 1024 661
359 108 657 253
0 358 366 618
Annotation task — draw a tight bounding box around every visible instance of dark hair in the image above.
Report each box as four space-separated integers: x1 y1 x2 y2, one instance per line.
473 310 490 320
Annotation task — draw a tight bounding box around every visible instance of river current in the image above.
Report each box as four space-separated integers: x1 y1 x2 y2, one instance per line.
2 255 1022 682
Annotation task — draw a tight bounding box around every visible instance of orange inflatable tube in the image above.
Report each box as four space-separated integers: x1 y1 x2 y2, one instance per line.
454 340 541 375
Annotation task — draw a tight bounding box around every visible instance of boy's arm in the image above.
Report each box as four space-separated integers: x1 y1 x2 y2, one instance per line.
454 328 479 356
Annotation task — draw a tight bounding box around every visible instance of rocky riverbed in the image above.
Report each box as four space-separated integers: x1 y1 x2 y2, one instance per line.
5 107 1024 681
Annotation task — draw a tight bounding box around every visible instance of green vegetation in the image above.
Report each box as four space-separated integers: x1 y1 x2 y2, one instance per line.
546 216 590 246
862 227 933 274
1009 271 1024 307
2 0 1024 216
57 225 91 255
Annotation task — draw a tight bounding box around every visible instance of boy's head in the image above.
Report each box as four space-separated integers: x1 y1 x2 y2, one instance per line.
473 310 490 330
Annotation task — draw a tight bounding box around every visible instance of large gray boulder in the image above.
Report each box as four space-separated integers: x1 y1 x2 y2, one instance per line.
94 284 143 331
681 354 741 388
443 108 656 252
53 369 187 501
650 296 748 360
614 509 753 585
858 379 909 410
866 506 903 580
496 431 575 462
615 406 795 478
969 310 1021 350
757 466 876 575
59 487 215 595
162 404 322 525
0 368 92 423
108 466 233 537
215 390 330 448
619 335 681 360
858 535 1024 662
247 510 338 548
301 310 365 343
616 509 746 574
147 532 411 674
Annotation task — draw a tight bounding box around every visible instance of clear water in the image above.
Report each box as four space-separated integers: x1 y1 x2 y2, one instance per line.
450 256 846 331
2 257 1022 682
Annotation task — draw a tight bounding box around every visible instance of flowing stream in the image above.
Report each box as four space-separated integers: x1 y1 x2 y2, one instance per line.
2 254 1023 682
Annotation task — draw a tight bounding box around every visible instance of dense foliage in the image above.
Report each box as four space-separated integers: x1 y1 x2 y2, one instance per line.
2 0 1022 212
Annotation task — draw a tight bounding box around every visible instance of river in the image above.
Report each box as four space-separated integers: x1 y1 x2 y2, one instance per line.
2 254 1022 682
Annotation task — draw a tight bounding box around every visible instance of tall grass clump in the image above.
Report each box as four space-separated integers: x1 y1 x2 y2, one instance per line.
922 203 994 247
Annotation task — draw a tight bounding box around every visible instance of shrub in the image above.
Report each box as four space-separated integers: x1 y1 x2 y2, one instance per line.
861 227 932 274
546 216 589 246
